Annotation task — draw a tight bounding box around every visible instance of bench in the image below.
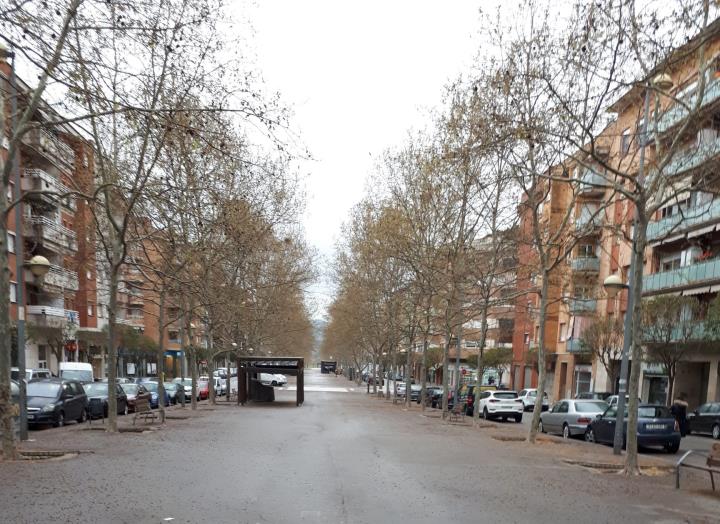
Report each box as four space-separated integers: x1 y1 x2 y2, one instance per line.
448 404 464 423
132 398 158 425
676 442 720 490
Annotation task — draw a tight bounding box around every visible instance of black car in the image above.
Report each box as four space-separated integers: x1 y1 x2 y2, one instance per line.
84 382 129 418
688 402 720 439
26 378 88 427
585 404 681 453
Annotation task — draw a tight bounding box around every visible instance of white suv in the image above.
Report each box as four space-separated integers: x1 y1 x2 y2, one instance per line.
478 390 524 422
518 389 550 412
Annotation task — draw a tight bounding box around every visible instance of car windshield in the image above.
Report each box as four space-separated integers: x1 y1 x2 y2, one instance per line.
84 384 108 396
494 392 518 399
144 382 158 392
164 383 175 391
121 384 139 395
27 382 60 398
61 370 93 382
575 401 607 412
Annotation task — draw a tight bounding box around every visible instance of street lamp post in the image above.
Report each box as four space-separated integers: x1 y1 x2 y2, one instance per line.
602 72 674 456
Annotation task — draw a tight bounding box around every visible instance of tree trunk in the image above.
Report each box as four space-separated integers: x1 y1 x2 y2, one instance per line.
472 302 490 423
625 218 648 475
208 324 216 406
106 240 122 432
371 353 377 395
666 368 675 408
405 340 413 409
157 290 166 423
528 270 550 443
441 331 451 418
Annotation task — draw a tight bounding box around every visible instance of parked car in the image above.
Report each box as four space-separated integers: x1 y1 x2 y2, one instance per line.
26 378 88 427
11 367 52 382
688 402 720 439
575 391 612 401
584 404 681 453
120 383 152 412
419 386 444 407
458 384 499 416
606 395 641 407
539 399 608 438
477 390 523 422
164 382 182 404
258 373 286 387
518 389 550 412
100 377 133 384
197 380 210 400
84 382 129 417
172 378 193 400
59 362 94 384
142 381 170 408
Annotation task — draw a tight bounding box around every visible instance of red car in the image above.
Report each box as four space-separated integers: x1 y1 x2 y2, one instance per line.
198 380 209 400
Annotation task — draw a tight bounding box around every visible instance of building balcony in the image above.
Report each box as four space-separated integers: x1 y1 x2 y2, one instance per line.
43 265 79 292
662 137 720 177
642 321 706 343
647 199 720 242
643 258 720 294
26 306 79 328
566 338 586 353
23 215 78 253
22 168 76 210
21 126 75 171
657 77 720 135
570 256 600 273
576 167 606 197
574 213 602 233
568 298 597 315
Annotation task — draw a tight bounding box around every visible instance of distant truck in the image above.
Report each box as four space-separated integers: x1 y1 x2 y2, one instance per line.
320 361 337 374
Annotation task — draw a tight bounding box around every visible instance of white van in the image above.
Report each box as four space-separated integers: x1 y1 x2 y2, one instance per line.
59 362 94 384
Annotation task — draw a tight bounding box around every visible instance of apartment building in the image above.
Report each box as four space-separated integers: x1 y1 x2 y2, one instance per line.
512 19 720 407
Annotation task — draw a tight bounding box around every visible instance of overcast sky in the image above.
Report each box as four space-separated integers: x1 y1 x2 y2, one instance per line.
239 1 491 316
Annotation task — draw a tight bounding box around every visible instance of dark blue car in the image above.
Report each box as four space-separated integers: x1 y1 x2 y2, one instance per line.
584 404 681 453
141 381 170 408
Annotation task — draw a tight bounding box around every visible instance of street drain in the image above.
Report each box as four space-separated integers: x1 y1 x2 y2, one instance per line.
19 450 79 461
492 435 526 442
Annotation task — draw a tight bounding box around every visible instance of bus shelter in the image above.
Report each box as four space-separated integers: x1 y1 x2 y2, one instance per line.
235 356 304 407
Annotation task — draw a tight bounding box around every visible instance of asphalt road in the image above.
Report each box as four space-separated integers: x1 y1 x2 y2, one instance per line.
1 370 720 524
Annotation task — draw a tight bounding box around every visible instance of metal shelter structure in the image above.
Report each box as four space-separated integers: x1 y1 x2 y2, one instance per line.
235 356 305 407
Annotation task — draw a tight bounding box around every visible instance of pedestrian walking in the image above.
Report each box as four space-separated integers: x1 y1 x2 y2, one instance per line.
671 392 689 437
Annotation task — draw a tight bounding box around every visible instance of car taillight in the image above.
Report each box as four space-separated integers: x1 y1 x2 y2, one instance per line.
674 420 680 432
577 417 592 424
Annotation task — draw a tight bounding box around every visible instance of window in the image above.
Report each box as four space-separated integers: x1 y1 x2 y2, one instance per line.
88 304 94 316
7 232 15 254
559 323 566 342
87 270 92 281
558 402 569 413
661 258 681 272
578 244 596 258
9 282 17 303
7 182 13 200
37 345 47 369
621 128 632 155
97 304 103 318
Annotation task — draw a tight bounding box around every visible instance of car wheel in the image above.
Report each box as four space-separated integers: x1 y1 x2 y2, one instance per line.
514 414 522 423
562 424 570 439
539 420 545 433
483 408 489 420
713 424 720 440
55 412 65 428
272 381 278 386
584 428 595 443
77 409 87 424
665 441 680 454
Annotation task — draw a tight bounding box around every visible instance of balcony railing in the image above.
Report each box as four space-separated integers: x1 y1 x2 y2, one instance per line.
657 76 720 135
566 339 586 353
568 298 597 315
22 168 77 210
43 265 79 292
643 258 720 294
24 215 77 253
26 306 79 327
663 137 720 177
647 199 720 242
21 126 75 170
575 212 602 232
577 167 606 196
570 256 600 273
642 321 706 342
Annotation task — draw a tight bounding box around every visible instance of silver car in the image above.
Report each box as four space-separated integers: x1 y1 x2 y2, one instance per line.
539 399 608 438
